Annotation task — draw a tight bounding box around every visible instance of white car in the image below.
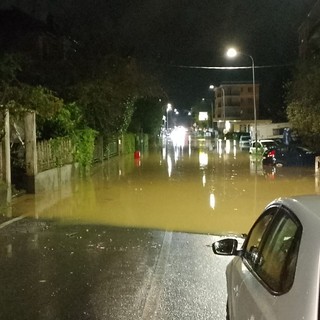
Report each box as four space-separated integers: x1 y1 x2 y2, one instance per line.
249 139 279 154
239 135 251 147
212 195 320 320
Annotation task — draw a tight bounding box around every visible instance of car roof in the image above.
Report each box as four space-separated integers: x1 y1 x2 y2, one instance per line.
251 139 275 144
268 195 320 222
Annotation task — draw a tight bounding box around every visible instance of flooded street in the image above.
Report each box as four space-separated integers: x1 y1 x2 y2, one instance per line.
0 136 319 319
7 137 319 235
5 139 319 234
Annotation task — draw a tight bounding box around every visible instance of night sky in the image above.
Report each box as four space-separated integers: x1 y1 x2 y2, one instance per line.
1 0 317 109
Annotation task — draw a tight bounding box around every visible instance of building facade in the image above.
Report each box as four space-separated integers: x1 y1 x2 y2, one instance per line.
298 0 320 59
214 82 260 133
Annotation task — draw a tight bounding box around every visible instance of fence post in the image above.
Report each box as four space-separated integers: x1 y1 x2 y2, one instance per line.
4 109 11 203
25 111 37 193
315 156 320 174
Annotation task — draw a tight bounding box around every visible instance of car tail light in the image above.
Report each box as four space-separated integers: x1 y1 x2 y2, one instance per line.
267 150 276 157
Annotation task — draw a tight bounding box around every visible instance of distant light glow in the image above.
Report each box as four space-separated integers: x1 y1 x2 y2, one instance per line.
199 112 208 121
171 126 187 147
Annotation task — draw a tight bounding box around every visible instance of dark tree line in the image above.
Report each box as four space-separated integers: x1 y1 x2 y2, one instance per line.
0 6 168 144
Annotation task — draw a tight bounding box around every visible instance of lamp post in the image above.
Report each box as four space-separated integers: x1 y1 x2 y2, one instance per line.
209 85 214 131
221 87 226 124
166 103 172 132
226 48 257 152
210 85 226 135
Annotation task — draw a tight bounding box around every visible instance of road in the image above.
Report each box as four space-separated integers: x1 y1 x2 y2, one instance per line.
0 217 233 320
0 136 318 319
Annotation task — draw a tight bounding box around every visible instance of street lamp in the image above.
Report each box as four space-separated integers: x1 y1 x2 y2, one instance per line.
166 103 172 131
221 87 226 123
226 48 257 151
209 85 214 131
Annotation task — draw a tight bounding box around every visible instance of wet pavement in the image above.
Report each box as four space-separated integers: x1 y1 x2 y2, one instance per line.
0 136 319 319
0 217 233 319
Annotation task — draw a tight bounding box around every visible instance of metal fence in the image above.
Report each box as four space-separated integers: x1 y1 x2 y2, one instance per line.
37 138 73 172
37 133 145 173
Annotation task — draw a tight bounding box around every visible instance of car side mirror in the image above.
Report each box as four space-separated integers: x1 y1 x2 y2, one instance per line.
212 238 239 256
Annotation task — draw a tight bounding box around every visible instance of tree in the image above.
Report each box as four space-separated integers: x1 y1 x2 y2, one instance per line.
36 102 84 140
0 54 63 117
0 54 21 140
286 56 320 150
128 97 164 136
74 78 135 136
72 55 166 137
2 84 63 120
0 54 64 142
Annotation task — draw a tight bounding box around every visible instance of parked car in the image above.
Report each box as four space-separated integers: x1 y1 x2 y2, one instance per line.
249 139 280 155
239 135 251 148
263 145 318 166
212 195 320 320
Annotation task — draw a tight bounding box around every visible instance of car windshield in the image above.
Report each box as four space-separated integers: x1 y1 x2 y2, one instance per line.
263 141 277 148
296 146 314 153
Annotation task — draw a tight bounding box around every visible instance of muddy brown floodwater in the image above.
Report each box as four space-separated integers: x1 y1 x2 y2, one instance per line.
7 137 320 235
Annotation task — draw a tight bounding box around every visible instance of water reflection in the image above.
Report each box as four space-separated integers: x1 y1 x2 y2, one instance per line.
6 137 320 235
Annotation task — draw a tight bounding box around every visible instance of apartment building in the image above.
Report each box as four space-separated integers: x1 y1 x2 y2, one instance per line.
214 82 260 132
298 0 320 59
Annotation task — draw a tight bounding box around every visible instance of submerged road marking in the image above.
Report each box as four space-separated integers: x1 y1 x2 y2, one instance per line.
0 215 26 229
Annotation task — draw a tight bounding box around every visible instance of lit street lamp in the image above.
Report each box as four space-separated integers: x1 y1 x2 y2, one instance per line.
226 48 257 151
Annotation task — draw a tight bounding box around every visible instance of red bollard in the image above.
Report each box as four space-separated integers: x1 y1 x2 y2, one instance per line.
134 151 140 159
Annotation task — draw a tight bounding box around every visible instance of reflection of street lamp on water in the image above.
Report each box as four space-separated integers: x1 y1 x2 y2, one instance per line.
226 48 257 152
166 103 172 131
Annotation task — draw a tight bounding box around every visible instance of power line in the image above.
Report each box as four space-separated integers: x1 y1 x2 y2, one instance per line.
172 64 293 70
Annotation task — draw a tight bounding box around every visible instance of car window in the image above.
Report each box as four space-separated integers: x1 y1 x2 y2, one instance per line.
262 141 279 149
252 142 262 148
296 146 313 153
243 207 276 266
256 210 302 294
243 206 302 294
